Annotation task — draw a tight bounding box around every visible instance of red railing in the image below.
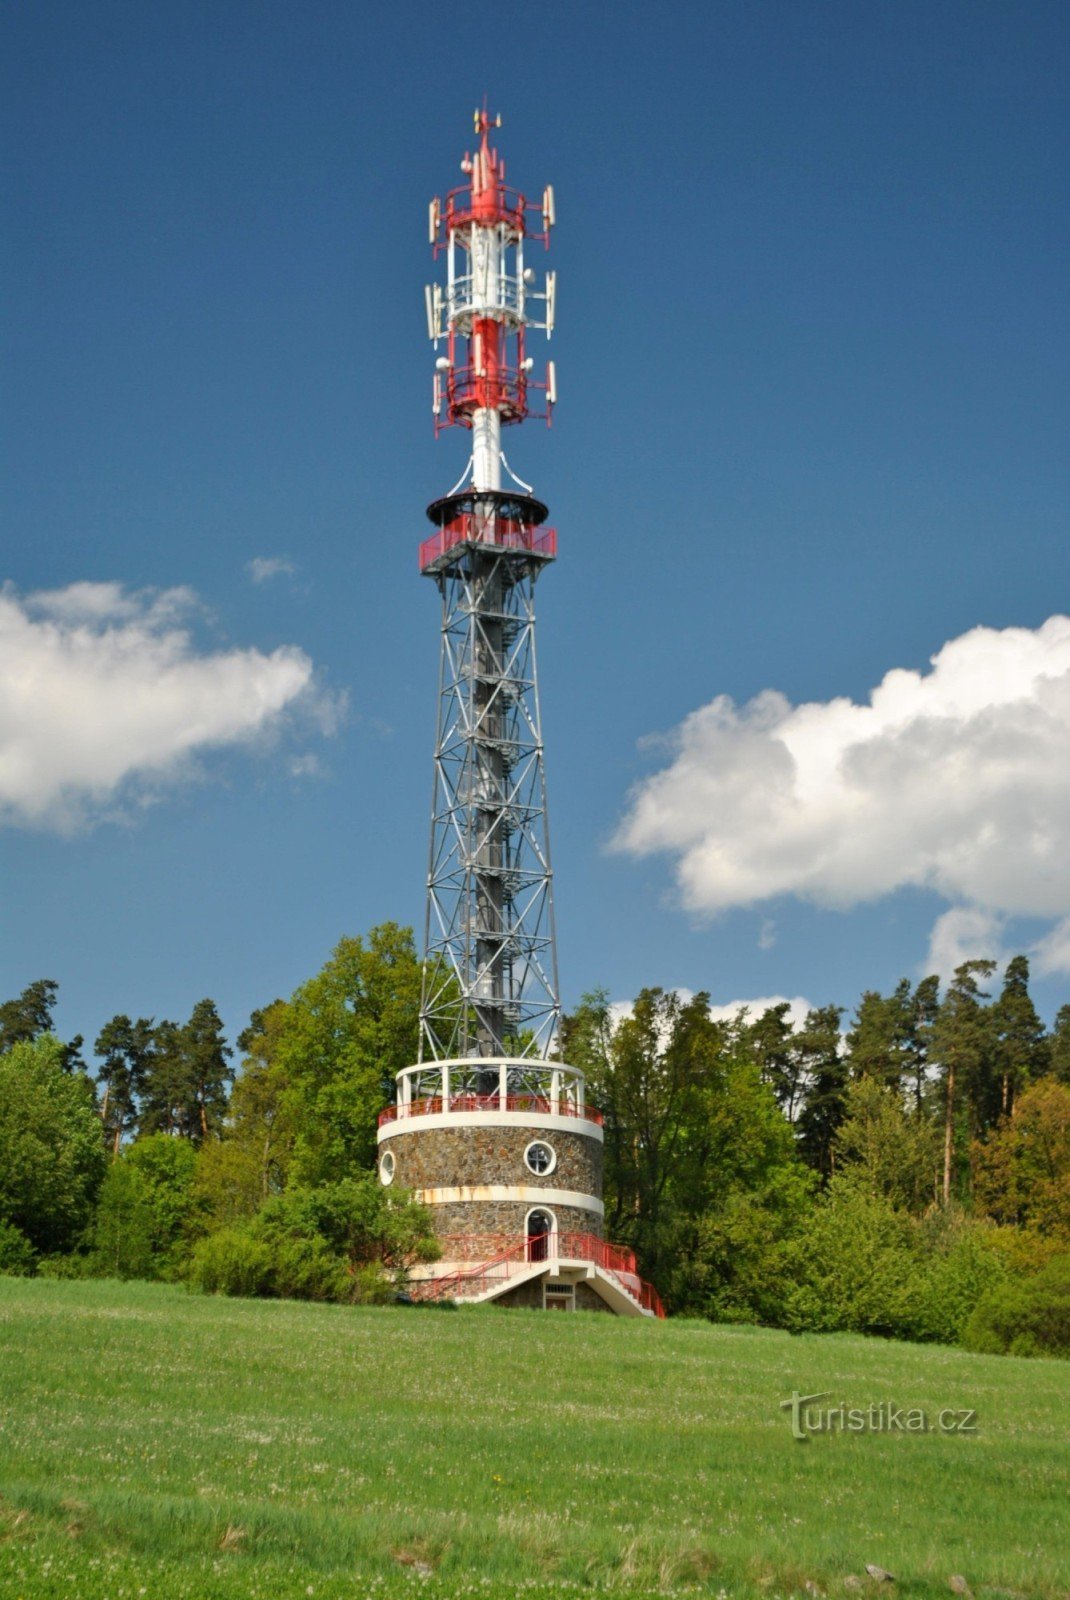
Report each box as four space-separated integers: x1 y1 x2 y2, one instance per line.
416 1238 531 1304
419 515 557 573
379 1092 602 1128
411 1231 665 1318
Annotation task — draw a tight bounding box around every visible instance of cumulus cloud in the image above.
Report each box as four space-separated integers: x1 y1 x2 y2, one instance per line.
926 908 1007 978
247 556 297 584
614 616 1070 972
610 990 813 1033
0 580 338 830
1032 918 1070 978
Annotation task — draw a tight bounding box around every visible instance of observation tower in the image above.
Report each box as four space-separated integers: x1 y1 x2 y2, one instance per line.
376 111 662 1318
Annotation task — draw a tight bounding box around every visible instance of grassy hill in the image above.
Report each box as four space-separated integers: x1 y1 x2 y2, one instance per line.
0 1279 1066 1599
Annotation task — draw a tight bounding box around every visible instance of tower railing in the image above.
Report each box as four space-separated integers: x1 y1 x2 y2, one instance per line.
419 514 556 574
379 1093 603 1128
381 1057 598 1126
409 1231 666 1318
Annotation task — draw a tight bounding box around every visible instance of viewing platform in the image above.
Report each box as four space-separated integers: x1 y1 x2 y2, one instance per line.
378 1058 601 1133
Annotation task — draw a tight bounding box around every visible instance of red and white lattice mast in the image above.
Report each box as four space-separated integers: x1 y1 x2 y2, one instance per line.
373 114 664 1319
418 110 560 1065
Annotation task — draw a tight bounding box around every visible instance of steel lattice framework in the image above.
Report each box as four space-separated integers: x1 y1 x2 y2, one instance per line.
418 111 560 1063
421 528 558 1060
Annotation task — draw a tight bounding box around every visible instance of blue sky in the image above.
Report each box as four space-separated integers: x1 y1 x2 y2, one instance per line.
3 0 1069 1058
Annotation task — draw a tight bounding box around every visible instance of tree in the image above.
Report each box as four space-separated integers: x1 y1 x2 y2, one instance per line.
905 975 941 1117
137 1002 232 1143
845 990 899 1089
564 989 813 1316
138 1019 186 1138
182 999 233 1141
747 1003 802 1117
272 925 422 1185
89 1162 156 1280
194 999 296 1227
588 987 712 1270
972 1077 1070 1238
0 1035 106 1256
90 1133 201 1280
94 1015 155 1152
1050 1005 1070 1087
991 956 1047 1120
794 1006 847 1178
834 1077 941 1213
0 979 58 1052
932 961 997 1204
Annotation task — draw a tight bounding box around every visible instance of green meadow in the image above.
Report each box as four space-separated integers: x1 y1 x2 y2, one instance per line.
0 1279 1066 1600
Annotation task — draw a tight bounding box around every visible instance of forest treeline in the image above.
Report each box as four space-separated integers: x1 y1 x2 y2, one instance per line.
1 927 1068 1356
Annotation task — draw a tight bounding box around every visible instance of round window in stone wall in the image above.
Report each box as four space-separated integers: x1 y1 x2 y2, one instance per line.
524 1139 557 1176
379 1149 396 1186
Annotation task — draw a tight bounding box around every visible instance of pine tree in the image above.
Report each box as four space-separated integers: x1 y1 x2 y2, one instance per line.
748 1003 801 1117
0 980 59 1052
905 975 940 1116
138 1020 185 1138
992 955 1047 1120
932 961 996 1203
94 1015 155 1153
182 999 233 1141
795 1006 847 1178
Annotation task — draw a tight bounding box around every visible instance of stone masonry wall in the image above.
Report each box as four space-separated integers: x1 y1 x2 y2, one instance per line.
428 1199 598 1241
386 1122 602 1198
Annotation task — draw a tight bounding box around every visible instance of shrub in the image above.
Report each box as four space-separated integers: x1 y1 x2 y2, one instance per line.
189 1228 274 1297
89 1162 157 1280
963 1254 1070 1358
187 1176 438 1304
0 1219 36 1276
87 1133 202 1282
777 1175 1006 1344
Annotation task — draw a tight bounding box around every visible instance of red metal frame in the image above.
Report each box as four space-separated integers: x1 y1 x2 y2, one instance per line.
379 1091 600 1127
418 515 557 574
430 114 553 437
411 1230 666 1319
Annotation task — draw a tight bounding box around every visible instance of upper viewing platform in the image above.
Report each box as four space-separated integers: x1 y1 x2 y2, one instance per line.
419 489 557 575
378 1058 601 1132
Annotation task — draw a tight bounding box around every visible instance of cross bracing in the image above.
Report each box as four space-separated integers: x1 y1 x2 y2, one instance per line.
420 537 560 1062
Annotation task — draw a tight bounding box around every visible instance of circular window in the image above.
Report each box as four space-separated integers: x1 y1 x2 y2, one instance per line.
524 1140 557 1176
379 1150 396 1186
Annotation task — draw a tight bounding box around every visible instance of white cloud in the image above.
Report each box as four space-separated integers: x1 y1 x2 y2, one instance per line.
926 907 1006 978
247 556 297 585
0 580 338 831
1032 917 1070 978
707 995 813 1030
610 990 813 1034
615 615 1070 970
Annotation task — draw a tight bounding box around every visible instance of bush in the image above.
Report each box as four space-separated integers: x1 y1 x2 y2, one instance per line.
776 1175 1006 1344
0 1219 36 1276
89 1162 157 1281
187 1176 438 1304
189 1228 274 1297
87 1134 202 1283
36 1253 91 1280
963 1254 1070 1358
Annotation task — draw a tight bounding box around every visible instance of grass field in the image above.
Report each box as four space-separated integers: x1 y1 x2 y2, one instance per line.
0 1279 1066 1600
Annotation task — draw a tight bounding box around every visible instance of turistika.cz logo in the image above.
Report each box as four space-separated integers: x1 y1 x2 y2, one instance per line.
781 1390 979 1442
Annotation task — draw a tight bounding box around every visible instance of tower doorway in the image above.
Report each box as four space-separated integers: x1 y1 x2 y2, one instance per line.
526 1208 554 1262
